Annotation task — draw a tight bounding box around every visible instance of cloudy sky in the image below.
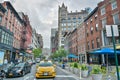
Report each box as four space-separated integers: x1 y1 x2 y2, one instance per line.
11 0 101 48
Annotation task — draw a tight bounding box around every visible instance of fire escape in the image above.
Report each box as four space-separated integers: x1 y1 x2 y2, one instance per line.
20 21 27 51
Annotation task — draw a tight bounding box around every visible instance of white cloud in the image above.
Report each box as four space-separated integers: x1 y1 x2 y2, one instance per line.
13 0 101 48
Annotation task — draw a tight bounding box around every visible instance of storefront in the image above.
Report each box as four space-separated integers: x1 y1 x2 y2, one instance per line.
0 26 13 63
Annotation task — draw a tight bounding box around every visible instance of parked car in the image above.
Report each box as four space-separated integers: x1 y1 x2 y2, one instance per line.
6 62 31 77
32 60 36 64
27 60 33 66
35 60 56 79
0 63 15 78
0 70 4 80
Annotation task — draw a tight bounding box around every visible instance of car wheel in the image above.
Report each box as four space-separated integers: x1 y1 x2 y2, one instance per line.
29 70 31 73
22 71 25 76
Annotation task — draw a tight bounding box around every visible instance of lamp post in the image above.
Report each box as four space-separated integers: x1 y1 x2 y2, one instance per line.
111 25 120 80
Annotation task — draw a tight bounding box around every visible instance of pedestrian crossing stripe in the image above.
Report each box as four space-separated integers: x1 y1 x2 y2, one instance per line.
56 75 74 77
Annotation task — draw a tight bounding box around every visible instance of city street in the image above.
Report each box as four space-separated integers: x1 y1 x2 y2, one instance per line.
3 64 79 80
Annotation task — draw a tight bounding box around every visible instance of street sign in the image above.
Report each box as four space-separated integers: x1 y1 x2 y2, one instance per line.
106 25 119 37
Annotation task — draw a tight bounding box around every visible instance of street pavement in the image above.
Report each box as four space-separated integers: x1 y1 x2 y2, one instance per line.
3 64 80 80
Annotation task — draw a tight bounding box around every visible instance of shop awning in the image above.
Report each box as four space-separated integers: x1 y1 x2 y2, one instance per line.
90 48 120 54
68 53 78 58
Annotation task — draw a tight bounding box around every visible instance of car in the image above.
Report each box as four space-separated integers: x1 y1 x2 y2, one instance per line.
6 62 31 77
27 60 33 66
1 63 15 78
35 60 56 79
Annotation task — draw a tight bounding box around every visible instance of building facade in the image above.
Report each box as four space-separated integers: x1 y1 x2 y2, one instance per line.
77 23 87 63
58 3 88 47
24 15 32 49
0 3 14 62
18 12 27 51
51 28 57 53
36 33 43 49
2 1 23 62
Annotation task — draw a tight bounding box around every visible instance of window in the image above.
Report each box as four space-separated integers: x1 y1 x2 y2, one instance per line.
111 1 117 10
95 14 97 19
87 42 90 50
91 27 93 35
113 13 119 24
86 30 89 37
0 29 1 42
101 7 106 15
91 40 94 49
0 16 2 22
95 24 99 31
78 17 81 21
102 18 106 28
96 37 100 48
68 18 71 20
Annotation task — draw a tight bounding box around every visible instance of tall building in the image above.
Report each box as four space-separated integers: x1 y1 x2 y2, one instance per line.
58 3 88 47
36 33 43 49
50 28 57 53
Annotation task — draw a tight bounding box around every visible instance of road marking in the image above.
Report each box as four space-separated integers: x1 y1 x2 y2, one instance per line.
56 75 75 77
24 75 34 80
56 66 80 80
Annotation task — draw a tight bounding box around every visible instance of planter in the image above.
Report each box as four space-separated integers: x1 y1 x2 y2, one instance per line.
81 70 88 78
69 67 73 72
92 74 102 80
74 68 79 74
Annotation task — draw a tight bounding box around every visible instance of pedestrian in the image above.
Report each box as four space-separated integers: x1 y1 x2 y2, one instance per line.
62 62 65 69
4 59 8 64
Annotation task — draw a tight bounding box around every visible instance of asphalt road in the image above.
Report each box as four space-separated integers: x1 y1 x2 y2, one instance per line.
3 64 80 80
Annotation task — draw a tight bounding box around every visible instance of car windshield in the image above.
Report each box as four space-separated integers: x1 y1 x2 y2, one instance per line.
39 62 53 67
15 63 24 67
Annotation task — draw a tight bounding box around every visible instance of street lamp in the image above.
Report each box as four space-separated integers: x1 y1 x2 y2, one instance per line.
106 25 120 80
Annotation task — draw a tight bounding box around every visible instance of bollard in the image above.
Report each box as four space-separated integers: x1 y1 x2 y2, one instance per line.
80 68 82 79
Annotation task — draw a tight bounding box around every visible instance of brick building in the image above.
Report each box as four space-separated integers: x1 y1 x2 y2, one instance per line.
77 23 87 63
2 1 23 62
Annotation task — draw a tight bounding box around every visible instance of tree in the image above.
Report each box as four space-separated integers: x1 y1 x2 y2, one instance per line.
32 48 42 58
50 47 68 60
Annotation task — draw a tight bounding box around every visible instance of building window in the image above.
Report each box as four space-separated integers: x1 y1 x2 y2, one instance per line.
111 1 117 10
95 24 99 31
91 27 93 35
68 18 71 20
86 30 89 37
0 29 1 42
101 7 106 15
113 13 119 24
91 40 94 49
96 37 100 48
87 42 90 50
102 18 106 28
90 19 92 23
78 17 81 21
95 14 97 19
0 16 2 22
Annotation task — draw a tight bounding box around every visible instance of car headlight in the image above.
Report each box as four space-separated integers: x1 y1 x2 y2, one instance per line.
16 70 22 73
36 68 40 73
52 69 55 72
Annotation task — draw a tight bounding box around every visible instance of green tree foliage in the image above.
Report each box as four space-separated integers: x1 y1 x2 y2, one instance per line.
50 47 68 59
32 48 42 58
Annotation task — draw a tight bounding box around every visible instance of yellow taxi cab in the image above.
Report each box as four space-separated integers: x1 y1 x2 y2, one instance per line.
35 60 56 79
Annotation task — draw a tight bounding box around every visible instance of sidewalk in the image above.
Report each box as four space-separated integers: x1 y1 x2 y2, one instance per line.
64 66 92 80
56 63 117 80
